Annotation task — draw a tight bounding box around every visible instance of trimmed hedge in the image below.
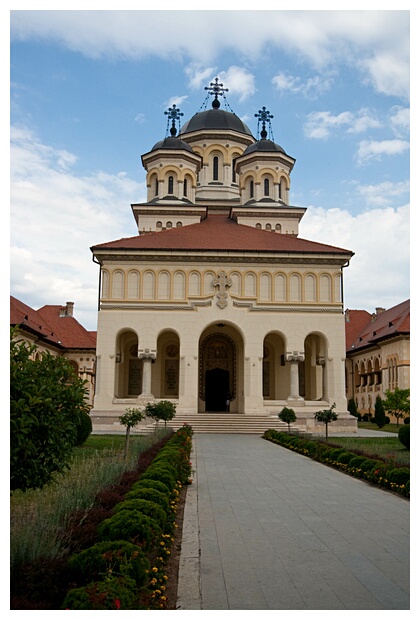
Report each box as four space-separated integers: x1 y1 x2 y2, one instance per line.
62 424 194 610
263 428 409 498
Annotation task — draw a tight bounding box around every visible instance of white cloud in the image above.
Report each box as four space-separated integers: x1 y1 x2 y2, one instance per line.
272 71 333 99
300 204 410 310
389 106 410 136
355 180 410 207
10 10 409 99
10 125 146 330
356 139 410 164
217 67 255 102
185 64 217 91
304 111 354 139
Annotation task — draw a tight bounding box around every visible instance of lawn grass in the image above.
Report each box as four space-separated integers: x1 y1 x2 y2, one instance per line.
357 421 402 434
324 435 409 467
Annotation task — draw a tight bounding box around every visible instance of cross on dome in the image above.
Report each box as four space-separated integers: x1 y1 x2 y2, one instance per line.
205 78 229 109
255 106 274 140
164 104 184 136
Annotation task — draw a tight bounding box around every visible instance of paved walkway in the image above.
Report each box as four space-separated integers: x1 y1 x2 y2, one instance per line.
177 433 410 610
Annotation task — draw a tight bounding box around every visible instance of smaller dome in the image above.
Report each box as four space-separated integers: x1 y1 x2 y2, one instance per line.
242 138 286 156
151 135 194 153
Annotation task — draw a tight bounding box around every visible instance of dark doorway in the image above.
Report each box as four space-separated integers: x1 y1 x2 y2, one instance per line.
205 368 230 411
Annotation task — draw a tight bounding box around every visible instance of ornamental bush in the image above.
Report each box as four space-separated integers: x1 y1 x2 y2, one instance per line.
114 499 167 529
130 479 170 497
139 468 176 492
74 411 93 446
387 467 410 487
124 487 169 512
398 424 410 449
67 540 150 587
61 575 138 610
97 511 161 551
336 452 355 465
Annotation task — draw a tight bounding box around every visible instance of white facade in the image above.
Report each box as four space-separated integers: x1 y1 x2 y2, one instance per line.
91 84 357 433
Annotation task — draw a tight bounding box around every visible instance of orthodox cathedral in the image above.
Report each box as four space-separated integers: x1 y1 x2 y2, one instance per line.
90 79 357 433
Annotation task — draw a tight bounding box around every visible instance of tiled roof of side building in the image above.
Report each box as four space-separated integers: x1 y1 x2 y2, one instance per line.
91 215 354 255
10 296 96 350
37 305 97 349
346 299 410 353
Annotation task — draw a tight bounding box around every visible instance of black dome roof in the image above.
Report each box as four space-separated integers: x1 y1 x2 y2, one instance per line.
242 138 286 156
151 135 194 153
180 107 253 137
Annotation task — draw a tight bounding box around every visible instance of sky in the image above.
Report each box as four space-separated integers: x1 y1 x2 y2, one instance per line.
7 7 412 332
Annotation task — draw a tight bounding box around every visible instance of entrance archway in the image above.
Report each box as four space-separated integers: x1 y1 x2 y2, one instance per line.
199 327 243 413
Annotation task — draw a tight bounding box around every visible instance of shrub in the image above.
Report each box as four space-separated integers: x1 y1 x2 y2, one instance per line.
97 511 161 551
348 398 358 418
74 411 93 446
130 479 170 497
61 575 138 610
387 467 410 487
124 487 169 512
404 417 410 425
385 416 390 425
278 407 296 432
114 499 167 529
374 395 386 429
398 425 410 449
327 448 346 461
67 540 150 587
139 468 176 492
336 452 355 465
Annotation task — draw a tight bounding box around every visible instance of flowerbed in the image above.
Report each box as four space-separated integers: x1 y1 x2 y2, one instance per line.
263 429 409 498
11 425 193 610
61 424 193 610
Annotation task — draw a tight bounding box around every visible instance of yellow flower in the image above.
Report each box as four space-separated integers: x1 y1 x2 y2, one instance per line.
152 567 158 573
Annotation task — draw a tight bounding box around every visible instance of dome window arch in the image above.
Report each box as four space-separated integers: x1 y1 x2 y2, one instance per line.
183 178 188 197
264 178 270 197
250 179 254 199
213 155 219 181
168 175 174 195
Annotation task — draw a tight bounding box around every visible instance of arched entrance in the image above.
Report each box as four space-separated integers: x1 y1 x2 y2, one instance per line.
199 327 243 412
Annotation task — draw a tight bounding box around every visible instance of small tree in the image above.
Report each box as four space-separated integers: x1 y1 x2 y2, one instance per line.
144 400 176 429
374 395 386 429
314 402 338 440
10 328 90 491
382 387 410 426
278 407 296 432
119 407 146 461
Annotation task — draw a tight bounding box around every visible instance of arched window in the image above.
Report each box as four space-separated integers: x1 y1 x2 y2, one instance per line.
279 181 282 200
183 178 187 197
250 179 254 198
213 156 219 181
264 178 270 196
168 176 174 195
155 177 159 196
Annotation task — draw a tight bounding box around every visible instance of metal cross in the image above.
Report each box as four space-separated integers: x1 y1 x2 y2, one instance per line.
255 106 274 139
205 78 229 100
164 104 184 136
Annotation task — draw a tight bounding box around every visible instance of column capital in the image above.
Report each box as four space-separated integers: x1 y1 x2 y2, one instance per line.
285 351 305 363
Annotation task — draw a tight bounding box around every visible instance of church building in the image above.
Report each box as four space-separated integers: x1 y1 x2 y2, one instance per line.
90 79 357 434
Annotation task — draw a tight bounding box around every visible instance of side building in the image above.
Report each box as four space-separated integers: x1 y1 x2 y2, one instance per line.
90 79 357 434
345 299 410 422
10 296 97 407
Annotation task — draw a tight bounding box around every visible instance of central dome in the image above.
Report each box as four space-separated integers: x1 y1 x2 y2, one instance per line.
180 106 253 137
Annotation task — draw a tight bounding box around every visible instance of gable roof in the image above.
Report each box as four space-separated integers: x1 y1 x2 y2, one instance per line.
10 296 96 350
91 214 353 255
346 299 410 353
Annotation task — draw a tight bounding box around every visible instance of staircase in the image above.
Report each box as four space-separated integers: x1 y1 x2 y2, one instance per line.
91 412 302 435
171 413 299 434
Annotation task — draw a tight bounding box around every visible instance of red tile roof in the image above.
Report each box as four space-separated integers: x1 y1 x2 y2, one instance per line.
92 215 353 255
346 299 410 353
10 296 96 350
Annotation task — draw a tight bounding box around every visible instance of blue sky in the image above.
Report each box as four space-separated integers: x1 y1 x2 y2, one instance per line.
8 8 411 331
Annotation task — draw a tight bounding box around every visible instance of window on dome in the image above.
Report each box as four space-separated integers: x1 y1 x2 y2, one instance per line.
213 156 219 181
264 178 270 196
168 176 174 195
183 178 187 197
155 177 159 196
250 180 254 199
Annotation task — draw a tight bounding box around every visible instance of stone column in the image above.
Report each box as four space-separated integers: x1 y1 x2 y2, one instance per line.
286 353 304 405
139 353 156 396
318 357 327 400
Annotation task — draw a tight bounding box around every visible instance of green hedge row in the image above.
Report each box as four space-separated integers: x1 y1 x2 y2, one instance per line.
61 424 194 610
263 429 410 498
